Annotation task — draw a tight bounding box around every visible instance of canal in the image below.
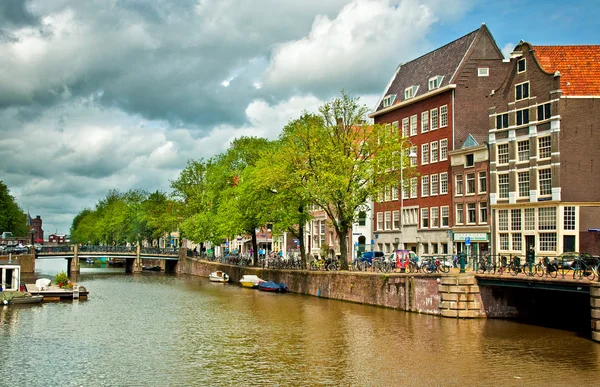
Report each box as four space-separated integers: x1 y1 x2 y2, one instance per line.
1 260 600 386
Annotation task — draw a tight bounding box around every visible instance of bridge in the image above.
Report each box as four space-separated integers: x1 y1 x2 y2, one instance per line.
36 245 180 274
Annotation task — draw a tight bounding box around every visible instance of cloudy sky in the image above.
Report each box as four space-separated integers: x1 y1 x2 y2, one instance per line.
1 0 599 235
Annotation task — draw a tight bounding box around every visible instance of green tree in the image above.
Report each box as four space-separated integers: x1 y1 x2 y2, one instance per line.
278 92 414 270
0 181 28 237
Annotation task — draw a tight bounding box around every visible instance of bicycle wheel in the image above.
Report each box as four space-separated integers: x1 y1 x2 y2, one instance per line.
573 268 582 280
477 262 486 274
327 263 337 271
585 265 596 281
535 263 544 277
440 264 450 274
510 265 519 276
423 263 434 274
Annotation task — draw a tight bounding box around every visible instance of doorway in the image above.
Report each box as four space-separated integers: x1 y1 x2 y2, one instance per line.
525 235 535 252
563 235 575 252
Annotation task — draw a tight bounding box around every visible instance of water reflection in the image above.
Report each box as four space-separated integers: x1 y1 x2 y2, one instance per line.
1 260 599 386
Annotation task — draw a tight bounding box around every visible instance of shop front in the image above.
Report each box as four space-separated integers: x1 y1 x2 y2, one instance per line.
453 232 490 258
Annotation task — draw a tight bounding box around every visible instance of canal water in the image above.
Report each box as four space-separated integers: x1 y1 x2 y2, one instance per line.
1 260 600 386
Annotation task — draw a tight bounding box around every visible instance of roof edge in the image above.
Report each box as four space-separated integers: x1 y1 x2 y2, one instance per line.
369 84 456 118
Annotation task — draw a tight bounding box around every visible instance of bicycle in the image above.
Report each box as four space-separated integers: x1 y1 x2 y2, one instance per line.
477 254 494 274
572 256 598 281
422 257 450 274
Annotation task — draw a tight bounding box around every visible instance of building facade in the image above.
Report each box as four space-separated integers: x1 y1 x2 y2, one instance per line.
370 24 505 256
489 42 600 256
449 140 490 257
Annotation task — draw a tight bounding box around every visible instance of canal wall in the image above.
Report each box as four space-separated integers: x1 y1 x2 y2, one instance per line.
7 254 35 273
178 257 486 317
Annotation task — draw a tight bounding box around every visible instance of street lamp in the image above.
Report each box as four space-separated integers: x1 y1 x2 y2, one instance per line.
400 141 417 250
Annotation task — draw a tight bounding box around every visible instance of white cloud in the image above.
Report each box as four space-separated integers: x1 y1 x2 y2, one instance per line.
264 0 437 94
501 42 514 58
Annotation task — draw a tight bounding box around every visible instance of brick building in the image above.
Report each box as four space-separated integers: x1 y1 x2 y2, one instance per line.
370 24 505 256
448 137 491 257
489 42 600 256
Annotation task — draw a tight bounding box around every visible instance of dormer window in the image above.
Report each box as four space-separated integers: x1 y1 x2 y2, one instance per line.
383 94 396 108
428 76 444 90
477 68 489 77
404 85 419 99
517 59 526 73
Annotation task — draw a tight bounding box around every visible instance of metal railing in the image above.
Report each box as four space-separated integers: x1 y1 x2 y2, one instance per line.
140 247 178 256
78 245 135 253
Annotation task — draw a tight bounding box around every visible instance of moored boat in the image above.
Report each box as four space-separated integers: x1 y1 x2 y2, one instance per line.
8 294 44 305
257 281 287 292
239 275 264 288
209 271 229 283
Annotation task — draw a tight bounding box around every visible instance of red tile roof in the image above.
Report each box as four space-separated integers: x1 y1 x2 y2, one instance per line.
532 45 600 96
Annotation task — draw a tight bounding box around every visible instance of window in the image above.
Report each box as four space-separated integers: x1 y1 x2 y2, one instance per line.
410 177 417 198
538 136 551 159
499 233 509 251
383 94 396 108
421 143 429 164
498 209 508 231
358 211 366 226
512 233 522 251
402 118 409 137
496 113 509 129
430 141 438 163
511 209 521 230
402 182 409 199
377 213 383 231
384 187 390 202
406 115 416 137
518 171 530 197
456 174 463 195
467 203 476 224
516 108 530 126
391 186 399 200
517 140 529 162
537 103 551 121
525 208 535 230
479 202 487 223
478 171 487 193
428 75 443 90
421 176 429 197
456 204 464 224
538 207 556 230
466 173 475 194
466 154 474 167
385 211 392 230
421 208 429 228
440 139 448 161
431 207 439 228
517 58 526 73
410 146 417 166
440 105 448 128
430 108 438 130
498 143 509 164
498 173 509 199
516 82 530 100
393 211 400 230
421 111 429 133
539 233 557 252
377 190 383 202
430 174 438 196
440 172 448 194
441 206 449 227
478 67 489 76
405 85 418 99
564 206 576 231
539 168 552 196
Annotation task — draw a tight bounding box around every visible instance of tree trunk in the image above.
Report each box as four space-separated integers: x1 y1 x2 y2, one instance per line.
338 226 349 271
251 228 259 266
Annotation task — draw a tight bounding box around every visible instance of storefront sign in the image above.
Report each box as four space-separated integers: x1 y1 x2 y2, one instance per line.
453 233 488 242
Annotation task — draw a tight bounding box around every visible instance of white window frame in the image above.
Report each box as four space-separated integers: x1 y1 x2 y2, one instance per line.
410 177 417 198
518 171 530 198
377 212 384 231
430 141 438 163
440 139 448 161
538 168 552 196
455 174 463 196
392 210 400 230
421 176 429 197
517 140 529 162
391 186 399 201
478 67 489 77
410 146 417 166
456 204 464 225
517 58 526 73
440 105 448 128
467 203 476 224
384 211 392 230
420 208 429 228
421 143 429 165
440 172 448 195
478 171 487 193
515 81 530 101
498 143 509 165
428 75 443 90
441 206 449 228
421 111 429 133
430 174 438 196
466 172 475 195
383 94 396 108
498 173 510 199
479 202 488 224
430 207 439 228
538 136 551 159
404 85 419 99
402 117 409 137
430 108 438 130
410 114 417 136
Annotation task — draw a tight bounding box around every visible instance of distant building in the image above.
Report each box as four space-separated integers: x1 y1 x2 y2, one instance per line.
48 234 67 244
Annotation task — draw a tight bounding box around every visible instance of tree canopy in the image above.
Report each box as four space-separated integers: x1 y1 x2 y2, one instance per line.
0 181 28 237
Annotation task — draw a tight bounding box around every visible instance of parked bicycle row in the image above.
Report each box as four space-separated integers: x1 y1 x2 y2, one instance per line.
474 253 599 280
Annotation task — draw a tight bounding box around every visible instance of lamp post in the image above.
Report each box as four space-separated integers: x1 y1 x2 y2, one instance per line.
400 141 417 250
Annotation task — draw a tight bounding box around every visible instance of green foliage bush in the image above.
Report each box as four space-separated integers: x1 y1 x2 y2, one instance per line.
54 271 71 288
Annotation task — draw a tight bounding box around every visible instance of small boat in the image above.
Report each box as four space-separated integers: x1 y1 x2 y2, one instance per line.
257 281 287 292
209 271 229 283
142 265 161 272
239 275 264 288
8 295 44 305
85 257 94 264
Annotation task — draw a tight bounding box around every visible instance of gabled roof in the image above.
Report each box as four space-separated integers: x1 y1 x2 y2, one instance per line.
532 45 600 96
373 25 487 113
